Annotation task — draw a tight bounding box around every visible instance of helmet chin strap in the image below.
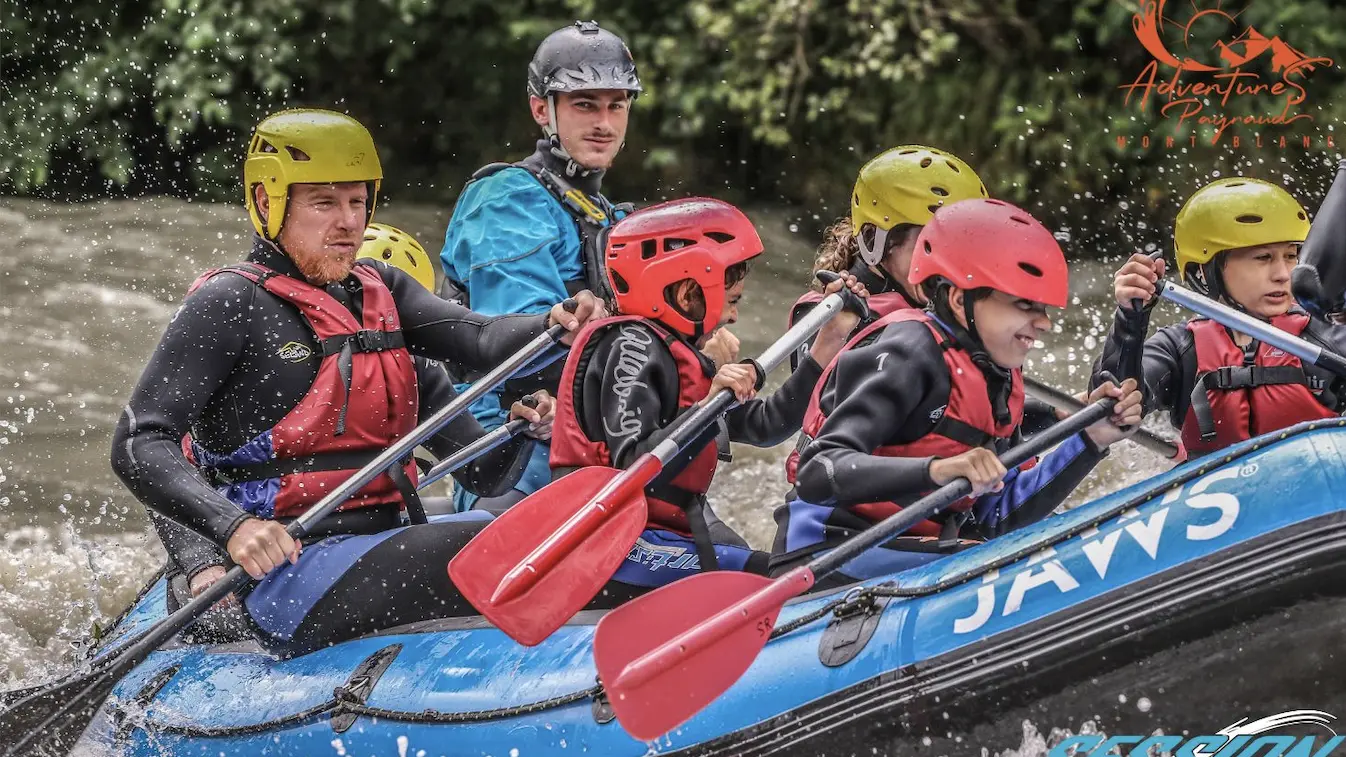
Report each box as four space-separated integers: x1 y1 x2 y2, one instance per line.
543 94 596 179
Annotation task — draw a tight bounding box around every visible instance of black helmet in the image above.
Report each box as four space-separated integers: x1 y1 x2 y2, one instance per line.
526 21 642 99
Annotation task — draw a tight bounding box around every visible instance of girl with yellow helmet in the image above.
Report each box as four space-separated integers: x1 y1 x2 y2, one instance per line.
1092 177 1343 459
795 145 990 323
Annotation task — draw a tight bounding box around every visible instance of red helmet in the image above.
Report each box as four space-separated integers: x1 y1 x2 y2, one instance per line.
908 198 1069 308
605 198 763 336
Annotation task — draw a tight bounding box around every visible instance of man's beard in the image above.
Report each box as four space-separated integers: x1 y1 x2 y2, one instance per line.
292 247 355 285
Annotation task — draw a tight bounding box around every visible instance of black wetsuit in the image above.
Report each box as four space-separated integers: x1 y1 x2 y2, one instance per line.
773 313 1109 589
112 237 562 655
557 321 826 583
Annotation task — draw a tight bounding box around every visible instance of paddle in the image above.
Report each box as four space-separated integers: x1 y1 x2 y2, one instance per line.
449 272 867 647
1159 280 1346 379
1024 376 1178 458
593 398 1116 741
0 319 572 757
416 420 530 491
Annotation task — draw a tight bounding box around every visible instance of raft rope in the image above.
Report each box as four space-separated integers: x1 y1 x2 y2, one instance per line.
111 419 1343 739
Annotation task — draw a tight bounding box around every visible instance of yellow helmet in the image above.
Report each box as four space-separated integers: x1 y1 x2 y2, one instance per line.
243 109 383 240
851 145 988 266
357 224 436 292
1174 178 1310 282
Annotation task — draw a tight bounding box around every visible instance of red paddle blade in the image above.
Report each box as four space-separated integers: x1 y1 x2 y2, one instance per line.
449 466 648 646
594 571 786 742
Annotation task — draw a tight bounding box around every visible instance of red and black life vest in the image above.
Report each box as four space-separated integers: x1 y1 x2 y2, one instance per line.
1180 314 1335 457
183 262 420 519
550 315 719 535
786 309 1025 537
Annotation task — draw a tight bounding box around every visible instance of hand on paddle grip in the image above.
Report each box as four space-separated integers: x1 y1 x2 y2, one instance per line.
549 293 607 345
1082 377 1144 448
1115 251 1166 312
810 270 871 366
928 447 1006 498
226 518 301 580
510 391 555 440
704 362 759 405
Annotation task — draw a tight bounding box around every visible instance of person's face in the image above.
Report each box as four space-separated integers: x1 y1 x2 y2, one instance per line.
879 226 924 303
531 90 630 170
257 182 368 285
951 288 1053 370
1220 242 1299 318
677 279 746 348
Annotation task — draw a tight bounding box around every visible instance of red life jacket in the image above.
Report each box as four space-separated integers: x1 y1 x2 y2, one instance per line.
1180 314 1335 457
550 315 719 536
786 309 1025 537
182 263 419 519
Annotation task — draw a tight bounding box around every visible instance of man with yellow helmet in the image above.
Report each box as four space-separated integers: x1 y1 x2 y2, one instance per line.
1093 177 1345 459
111 109 603 654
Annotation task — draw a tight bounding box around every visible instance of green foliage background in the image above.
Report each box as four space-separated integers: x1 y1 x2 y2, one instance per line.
3 0 1345 251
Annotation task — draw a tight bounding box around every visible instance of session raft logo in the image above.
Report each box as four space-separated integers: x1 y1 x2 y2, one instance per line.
1116 0 1334 149
1049 710 1344 757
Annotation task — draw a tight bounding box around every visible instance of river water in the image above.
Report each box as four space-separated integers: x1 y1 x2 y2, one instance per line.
0 195 1190 754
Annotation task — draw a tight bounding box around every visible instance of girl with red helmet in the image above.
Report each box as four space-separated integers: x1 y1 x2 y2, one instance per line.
548 197 866 590
771 198 1144 589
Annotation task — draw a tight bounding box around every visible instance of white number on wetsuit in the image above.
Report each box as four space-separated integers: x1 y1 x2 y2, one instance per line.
877 353 889 371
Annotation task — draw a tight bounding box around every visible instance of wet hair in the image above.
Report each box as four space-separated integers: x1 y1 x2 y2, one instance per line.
663 260 753 321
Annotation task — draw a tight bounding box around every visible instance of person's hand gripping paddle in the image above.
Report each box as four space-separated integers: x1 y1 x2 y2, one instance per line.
592 397 1117 741
449 272 868 646
0 308 577 757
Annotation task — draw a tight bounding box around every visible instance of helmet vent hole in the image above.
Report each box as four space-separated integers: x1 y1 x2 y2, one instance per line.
404 252 419 268
1228 181 1245 187
927 204 941 214
664 237 696 251
923 240 933 255
853 193 861 207
286 146 311 162
945 161 961 173
609 242 626 259
258 139 278 154
920 157 933 168
931 186 949 197
611 271 631 294
1018 262 1043 277
987 199 1009 207
380 249 393 260
979 185 988 197
641 240 658 259
1236 214 1263 224
1010 215 1031 226
704 231 734 244
1299 211 1308 220
899 149 918 155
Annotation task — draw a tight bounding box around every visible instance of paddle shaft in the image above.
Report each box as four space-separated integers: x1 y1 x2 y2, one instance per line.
417 420 529 491
1024 377 1177 458
2 322 567 757
613 398 1116 691
488 290 852 605
1160 281 1346 379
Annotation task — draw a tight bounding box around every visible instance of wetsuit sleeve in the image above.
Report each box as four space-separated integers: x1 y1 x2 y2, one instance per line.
148 510 226 580
110 274 257 546
593 325 686 469
374 261 558 377
794 324 945 506
1092 307 1188 419
438 170 579 317
414 359 533 498
968 433 1107 539
724 356 825 446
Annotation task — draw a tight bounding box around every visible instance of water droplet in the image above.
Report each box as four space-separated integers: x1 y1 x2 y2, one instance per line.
1137 697 1152 713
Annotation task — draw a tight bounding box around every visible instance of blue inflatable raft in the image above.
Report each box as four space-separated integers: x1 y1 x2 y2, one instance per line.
63 419 1346 755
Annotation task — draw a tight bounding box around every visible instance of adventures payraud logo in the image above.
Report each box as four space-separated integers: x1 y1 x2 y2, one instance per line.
1117 0 1335 148
1048 710 1344 756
